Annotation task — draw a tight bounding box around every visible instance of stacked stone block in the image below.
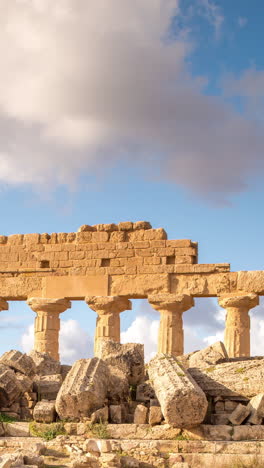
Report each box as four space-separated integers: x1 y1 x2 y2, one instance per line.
0 222 198 276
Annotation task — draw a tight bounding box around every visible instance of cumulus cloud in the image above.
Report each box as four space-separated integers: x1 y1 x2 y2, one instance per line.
0 0 263 200
21 319 93 364
121 315 159 361
197 0 224 38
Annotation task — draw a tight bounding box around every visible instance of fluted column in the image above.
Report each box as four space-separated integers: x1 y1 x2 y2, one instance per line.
148 294 194 357
85 296 132 356
27 297 71 361
218 293 259 358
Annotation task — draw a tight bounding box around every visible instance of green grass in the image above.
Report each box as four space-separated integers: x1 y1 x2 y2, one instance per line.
205 366 216 373
0 413 16 423
88 420 110 439
174 432 190 441
29 422 65 441
235 367 245 374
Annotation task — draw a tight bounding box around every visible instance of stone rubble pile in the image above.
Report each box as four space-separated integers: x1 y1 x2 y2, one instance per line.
1 340 264 434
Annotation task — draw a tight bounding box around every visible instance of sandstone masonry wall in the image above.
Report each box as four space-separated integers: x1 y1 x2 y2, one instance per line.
0 222 201 277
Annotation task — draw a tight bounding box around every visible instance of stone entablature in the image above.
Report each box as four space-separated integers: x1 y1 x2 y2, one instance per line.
0 221 264 360
0 221 198 277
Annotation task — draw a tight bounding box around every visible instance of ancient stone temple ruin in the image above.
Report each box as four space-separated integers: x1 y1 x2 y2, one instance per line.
0 221 262 359
1 222 264 468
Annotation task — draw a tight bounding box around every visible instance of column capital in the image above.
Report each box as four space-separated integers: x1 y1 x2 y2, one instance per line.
85 296 132 315
0 299 8 312
218 293 259 310
27 297 71 314
148 294 194 313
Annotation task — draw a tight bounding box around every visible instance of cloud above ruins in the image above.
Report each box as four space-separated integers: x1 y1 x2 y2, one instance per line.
22 319 94 364
0 0 263 200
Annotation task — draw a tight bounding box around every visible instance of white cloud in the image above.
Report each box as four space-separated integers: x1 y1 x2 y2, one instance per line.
0 0 262 200
238 16 248 28
21 319 93 364
121 316 159 362
197 0 224 38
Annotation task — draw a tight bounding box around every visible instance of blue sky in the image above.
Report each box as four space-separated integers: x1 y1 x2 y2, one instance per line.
0 0 264 362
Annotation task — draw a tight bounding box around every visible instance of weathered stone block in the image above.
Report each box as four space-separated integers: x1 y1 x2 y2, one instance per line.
0 365 22 407
33 401 56 423
110 405 122 424
56 358 109 420
134 404 148 424
148 354 208 427
0 350 35 377
99 341 145 386
228 403 250 425
189 342 228 369
189 358 264 398
91 406 109 424
247 393 264 424
33 374 62 400
149 406 163 426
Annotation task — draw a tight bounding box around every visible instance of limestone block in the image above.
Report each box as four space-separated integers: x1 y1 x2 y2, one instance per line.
247 393 264 424
23 454 44 467
189 358 264 398
110 405 122 424
120 456 139 467
60 364 71 381
232 425 264 441
189 342 228 369
0 350 36 377
91 406 109 424
28 351 61 376
33 401 56 423
134 405 148 424
71 455 100 468
0 365 22 407
225 400 238 412
228 403 250 425
110 274 170 297
148 354 208 427
3 422 30 437
99 341 145 386
107 366 129 404
55 358 109 420
0 457 11 468
211 414 230 425
133 221 152 230
237 271 264 294
33 374 62 400
149 406 163 426
15 372 33 393
136 381 156 402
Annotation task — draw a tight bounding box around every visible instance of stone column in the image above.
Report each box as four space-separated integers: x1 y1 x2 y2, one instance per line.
85 296 132 356
148 294 194 357
218 293 259 358
0 299 8 313
27 297 71 361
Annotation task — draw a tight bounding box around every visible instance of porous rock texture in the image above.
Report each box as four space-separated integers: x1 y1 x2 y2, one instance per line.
247 393 264 424
0 365 22 407
189 358 264 398
33 374 62 400
148 354 208 427
0 350 36 377
33 400 56 423
189 341 228 369
99 341 144 385
107 365 129 404
55 358 109 420
28 350 61 376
